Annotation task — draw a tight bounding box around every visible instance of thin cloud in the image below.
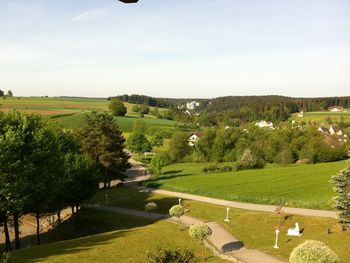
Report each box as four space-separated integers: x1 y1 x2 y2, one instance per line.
73 8 109 22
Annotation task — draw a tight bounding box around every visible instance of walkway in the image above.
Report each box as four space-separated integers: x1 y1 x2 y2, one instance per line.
84 203 286 263
125 159 337 219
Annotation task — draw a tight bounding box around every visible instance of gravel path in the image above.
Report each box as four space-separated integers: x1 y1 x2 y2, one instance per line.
84 203 287 263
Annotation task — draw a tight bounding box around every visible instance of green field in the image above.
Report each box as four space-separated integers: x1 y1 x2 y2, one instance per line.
11 209 226 263
91 187 350 262
145 161 347 209
291 110 350 124
0 97 181 133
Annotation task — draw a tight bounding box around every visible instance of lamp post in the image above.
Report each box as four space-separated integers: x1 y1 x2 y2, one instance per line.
178 198 182 206
274 229 280 249
224 207 230 222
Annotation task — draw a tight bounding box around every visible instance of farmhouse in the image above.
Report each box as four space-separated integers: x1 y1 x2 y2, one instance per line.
188 132 202 146
328 106 344 112
329 125 343 136
255 120 274 129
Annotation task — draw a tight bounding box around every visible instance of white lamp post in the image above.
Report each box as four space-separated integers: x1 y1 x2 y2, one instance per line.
178 198 182 206
224 207 230 222
274 229 280 249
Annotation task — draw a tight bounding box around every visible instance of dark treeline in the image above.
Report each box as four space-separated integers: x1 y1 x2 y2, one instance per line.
111 94 210 109
209 95 350 113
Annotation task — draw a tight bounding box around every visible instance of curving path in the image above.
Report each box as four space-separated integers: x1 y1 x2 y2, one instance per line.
125 159 337 219
84 203 286 263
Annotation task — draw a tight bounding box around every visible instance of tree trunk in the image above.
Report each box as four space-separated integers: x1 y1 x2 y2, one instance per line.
108 176 111 188
71 206 75 214
57 211 61 224
75 205 79 213
13 212 21 249
36 212 41 246
2 213 12 252
201 241 205 261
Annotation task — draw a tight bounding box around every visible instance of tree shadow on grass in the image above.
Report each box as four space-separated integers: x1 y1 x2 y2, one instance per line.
145 173 192 188
162 170 183 175
11 208 158 263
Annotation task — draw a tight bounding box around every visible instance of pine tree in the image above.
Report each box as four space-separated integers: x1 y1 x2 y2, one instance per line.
332 159 350 228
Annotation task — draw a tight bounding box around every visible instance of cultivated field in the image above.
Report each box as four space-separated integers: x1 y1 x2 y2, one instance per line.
91 187 350 262
0 97 181 133
145 161 347 210
11 209 226 263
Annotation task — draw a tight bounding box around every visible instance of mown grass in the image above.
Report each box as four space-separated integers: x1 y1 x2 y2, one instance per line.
91 187 350 262
144 161 348 210
10 208 226 263
291 110 350 124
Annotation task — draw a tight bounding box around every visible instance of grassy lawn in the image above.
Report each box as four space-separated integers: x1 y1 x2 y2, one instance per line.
11 209 226 263
91 187 350 262
144 161 347 210
291 110 350 124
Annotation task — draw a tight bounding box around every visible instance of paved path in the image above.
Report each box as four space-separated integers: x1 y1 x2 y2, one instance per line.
84 203 286 263
125 159 337 219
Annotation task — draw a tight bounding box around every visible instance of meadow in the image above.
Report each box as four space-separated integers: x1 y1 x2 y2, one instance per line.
10 209 226 263
291 110 350 124
91 187 350 262
0 97 181 133
144 161 347 210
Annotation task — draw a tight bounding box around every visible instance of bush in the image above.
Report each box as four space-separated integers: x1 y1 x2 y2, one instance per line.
0 253 11 263
108 98 127 116
236 149 265 170
201 165 220 173
169 205 185 224
147 247 196 263
289 240 339 263
144 202 158 212
220 166 233 172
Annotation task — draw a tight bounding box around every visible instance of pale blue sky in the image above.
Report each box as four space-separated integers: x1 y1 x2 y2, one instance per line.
0 0 349 98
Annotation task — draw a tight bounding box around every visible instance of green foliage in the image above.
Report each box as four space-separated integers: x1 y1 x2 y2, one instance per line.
78 111 130 187
108 98 127 116
151 154 166 175
127 133 152 155
236 149 265 170
332 160 350 227
151 133 164 148
0 253 11 263
188 224 212 242
189 223 212 261
169 132 191 162
144 202 158 213
289 240 339 263
146 247 196 263
140 105 150 115
63 153 100 208
169 205 185 224
133 120 146 133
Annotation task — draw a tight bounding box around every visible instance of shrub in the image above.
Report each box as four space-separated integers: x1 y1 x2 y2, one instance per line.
289 240 339 263
0 253 11 263
236 149 265 170
169 205 185 225
144 202 158 217
108 98 127 116
220 166 233 172
201 165 220 173
147 247 196 263
189 224 212 261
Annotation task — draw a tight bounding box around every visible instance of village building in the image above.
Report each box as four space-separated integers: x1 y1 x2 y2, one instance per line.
328 106 344 112
188 132 202 146
255 120 274 129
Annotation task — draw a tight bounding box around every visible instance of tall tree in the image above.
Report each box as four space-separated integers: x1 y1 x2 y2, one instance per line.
109 98 127 116
332 159 350 228
78 112 130 188
127 133 152 155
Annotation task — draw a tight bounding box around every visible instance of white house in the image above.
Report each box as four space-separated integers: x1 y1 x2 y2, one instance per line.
328 106 344 112
255 120 274 129
186 101 200 110
329 125 343 136
188 132 202 146
318 126 329 133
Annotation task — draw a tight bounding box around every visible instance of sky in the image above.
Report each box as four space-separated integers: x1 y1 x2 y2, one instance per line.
0 0 349 98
